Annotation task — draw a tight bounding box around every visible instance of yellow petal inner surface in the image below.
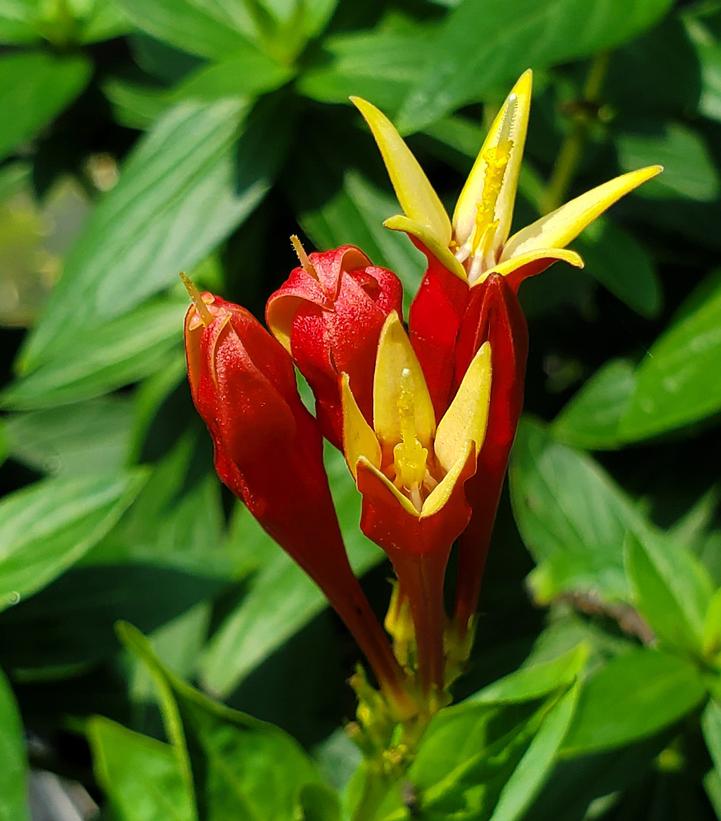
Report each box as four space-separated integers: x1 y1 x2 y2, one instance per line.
373 312 436 450
501 165 663 260
351 96 451 246
476 247 584 284
421 441 473 519
434 342 492 472
453 70 533 257
384 215 467 281
341 373 381 479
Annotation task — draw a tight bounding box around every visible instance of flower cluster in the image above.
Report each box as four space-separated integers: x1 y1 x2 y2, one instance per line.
183 71 660 722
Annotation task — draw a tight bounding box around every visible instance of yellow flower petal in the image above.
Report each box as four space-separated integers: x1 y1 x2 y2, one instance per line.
351 96 452 247
341 373 381 479
501 165 663 260
434 342 492 472
383 214 467 281
478 247 584 284
357 455 419 518
421 441 473 519
373 312 436 450
453 70 533 253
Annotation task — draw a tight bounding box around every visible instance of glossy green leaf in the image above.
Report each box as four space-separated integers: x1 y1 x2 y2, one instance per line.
20 96 290 372
120 623 326 821
382 687 578 821
298 25 437 115
562 649 706 754
0 1 39 44
114 0 260 58
0 471 146 611
4 396 134 475
0 668 29 821
552 360 636 451
703 700 721 778
0 51 91 162
575 218 662 318
3 299 185 410
467 644 589 705
625 531 713 654
509 419 639 603
88 716 191 821
695 39 721 123
703 588 721 660
200 448 383 695
619 270 721 440
396 0 674 133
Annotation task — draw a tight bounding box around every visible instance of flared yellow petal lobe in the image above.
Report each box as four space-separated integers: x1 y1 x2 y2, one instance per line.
357 456 419 518
421 441 473 518
351 97 451 246
383 214 467 281
480 247 584 283
453 70 533 253
341 373 381 479
373 312 436 449
434 342 492 472
501 165 663 260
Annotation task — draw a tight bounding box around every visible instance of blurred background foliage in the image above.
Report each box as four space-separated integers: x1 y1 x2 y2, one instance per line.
1 0 721 818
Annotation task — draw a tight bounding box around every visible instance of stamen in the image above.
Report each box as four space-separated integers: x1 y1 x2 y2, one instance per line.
290 234 318 278
179 272 213 326
393 367 428 500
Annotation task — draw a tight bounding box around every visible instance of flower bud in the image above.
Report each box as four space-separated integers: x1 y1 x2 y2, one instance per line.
266 242 403 447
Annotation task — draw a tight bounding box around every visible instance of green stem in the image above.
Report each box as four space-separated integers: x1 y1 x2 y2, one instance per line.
352 765 394 821
540 52 610 214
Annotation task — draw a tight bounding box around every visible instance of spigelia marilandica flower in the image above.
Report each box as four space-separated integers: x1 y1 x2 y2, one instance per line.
266 239 403 448
353 70 662 638
341 310 492 694
352 69 662 415
181 276 415 718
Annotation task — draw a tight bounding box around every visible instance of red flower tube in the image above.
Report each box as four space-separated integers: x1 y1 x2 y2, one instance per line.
182 278 414 717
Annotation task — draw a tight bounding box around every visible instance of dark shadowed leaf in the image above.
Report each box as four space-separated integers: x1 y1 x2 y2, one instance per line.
0 51 91 162
396 0 674 132
0 668 28 821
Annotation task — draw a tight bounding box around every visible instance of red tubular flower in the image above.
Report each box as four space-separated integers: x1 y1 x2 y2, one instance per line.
266 240 403 448
182 278 414 717
341 311 493 692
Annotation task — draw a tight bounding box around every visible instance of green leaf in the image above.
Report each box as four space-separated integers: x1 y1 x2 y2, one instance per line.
0 50 91 162
20 96 291 372
88 716 192 821
575 218 662 318
509 419 640 603
562 649 707 754
200 448 383 696
396 0 674 133
619 270 721 440
3 298 184 410
0 471 146 611
298 24 437 115
703 588 721 660
703 700 721 777
552 360 636 451
695 39 721 123
467 644 589 705
0 668 29 821
387 687 578 821
0 1 39 44
114 0 260 59
616 122 720 203
4 396 134 475
625 531 713 654
119 623 325 821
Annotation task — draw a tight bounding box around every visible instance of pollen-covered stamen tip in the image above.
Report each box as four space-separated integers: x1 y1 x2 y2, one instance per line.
393 367 428 511
179 271 213 326
290 234 318 279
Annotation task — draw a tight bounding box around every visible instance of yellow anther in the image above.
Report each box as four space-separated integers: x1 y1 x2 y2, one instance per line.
179 272 213 326
290 234 318 279
393 367 428 495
